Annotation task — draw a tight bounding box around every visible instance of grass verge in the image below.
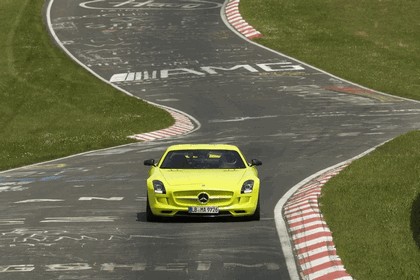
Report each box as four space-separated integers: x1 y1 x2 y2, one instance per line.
239 0 420 278
240 0 420 100
320 132 420 279
0 0 174 171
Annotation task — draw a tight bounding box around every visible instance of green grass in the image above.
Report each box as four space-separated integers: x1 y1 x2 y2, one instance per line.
240 0 420 278
320 132 420 279
240 0 420 100
0 0 174 171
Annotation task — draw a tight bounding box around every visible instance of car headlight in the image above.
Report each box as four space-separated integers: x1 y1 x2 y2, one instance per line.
152 180 166 194
241 180 254 194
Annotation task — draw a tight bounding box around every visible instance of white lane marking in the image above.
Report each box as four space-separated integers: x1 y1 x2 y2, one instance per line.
196 261 211 271
156 98 179 102
365 132 385 135
45 263 92 271
0 186 29 193
78 197 124 201
209 115 278 123
337 132 361 137
40 216 117 223
154 263 188 271
0 219 25 226
14 199 64 204
0 181 32 186
0 265 34 272
101 263 147 272
108 235 176 240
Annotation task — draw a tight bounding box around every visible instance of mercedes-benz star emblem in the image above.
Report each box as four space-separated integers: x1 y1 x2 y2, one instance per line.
198 193 209 204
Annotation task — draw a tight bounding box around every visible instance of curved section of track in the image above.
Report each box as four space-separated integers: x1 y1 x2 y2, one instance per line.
0 0 420 279
45 0 201 141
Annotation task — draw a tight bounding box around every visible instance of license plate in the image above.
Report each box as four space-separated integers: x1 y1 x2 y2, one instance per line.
188 206 219 214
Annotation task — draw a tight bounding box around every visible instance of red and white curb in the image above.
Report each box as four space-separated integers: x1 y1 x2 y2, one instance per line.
128 108 196 141
283 164 353 280
225 0 262 40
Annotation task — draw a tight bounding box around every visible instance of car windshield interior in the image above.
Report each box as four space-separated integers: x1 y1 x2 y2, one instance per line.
160 150 246 169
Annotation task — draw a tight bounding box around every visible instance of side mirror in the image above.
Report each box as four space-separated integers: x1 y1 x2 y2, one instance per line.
144 159 156 166
250 159 262 166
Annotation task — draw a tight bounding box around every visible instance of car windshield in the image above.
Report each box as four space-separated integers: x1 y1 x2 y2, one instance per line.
160 150 246 169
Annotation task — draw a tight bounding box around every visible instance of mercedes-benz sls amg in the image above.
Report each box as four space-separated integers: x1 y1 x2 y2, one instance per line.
143 144 262 221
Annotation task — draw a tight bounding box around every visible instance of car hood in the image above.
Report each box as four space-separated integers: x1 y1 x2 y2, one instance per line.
159 169 248 187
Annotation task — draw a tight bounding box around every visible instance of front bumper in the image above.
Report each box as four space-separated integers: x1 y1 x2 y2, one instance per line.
147 191 259 218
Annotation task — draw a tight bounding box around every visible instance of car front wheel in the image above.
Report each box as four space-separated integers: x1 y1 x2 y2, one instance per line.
146 197 158 222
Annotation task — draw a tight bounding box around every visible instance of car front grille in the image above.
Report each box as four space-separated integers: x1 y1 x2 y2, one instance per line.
172 190 234 206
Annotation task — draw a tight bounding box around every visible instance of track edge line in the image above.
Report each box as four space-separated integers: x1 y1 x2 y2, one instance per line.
274 142 389 279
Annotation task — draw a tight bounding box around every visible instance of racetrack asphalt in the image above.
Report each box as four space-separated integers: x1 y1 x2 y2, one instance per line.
1 0 420 279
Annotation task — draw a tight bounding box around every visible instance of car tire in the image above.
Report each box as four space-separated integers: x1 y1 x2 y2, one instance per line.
146 197 158 222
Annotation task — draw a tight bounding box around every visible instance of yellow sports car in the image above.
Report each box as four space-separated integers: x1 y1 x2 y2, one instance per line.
144 144 262 221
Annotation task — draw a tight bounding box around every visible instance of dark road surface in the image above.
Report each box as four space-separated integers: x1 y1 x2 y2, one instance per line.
1 0 419 279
